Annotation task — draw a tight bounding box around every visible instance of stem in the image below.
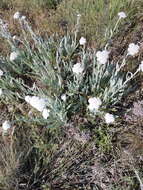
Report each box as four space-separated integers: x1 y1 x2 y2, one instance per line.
115 55 128 76
123 68 139 86
134 169 143 190
75 14 81 43
109 67 140 101
105 18 121 48
110 18 120 38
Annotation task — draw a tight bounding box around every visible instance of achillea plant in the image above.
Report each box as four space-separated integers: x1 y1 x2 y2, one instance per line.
0 11 142 127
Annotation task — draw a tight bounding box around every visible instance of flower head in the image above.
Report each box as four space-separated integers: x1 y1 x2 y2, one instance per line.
13 12 21 19
25 95 31 103
2 120 11 131
12 35 17 40
88 97 102 113
61 94 67 102
96 50 109 65
79 37 86 45
77 14 81 17
42 108 50 119
10 51 19 61
139 61 143 72
72 63 84 75
118 12 127 19
127 43 139 56
104 113 115 124
25 96 47 112
21 15 26 20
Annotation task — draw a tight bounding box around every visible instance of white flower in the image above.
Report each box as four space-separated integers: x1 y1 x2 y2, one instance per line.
13 12 21 19
61 94 67 102
25 96 47 112
25 96 31 103
72 63 84 75
0 89 2 96
96 50 109 65
13 35 16 40
21 15 26 20
88 97 102 113
104 113 115 124
77 14 81 17
2 120 11 131
10 51 19 61
12 35 17 40
0 69 3 76
42 108 50 119
29 96 47 112
127 43 139 56
118 12 127 19
79 37 86 45
139 61 143 72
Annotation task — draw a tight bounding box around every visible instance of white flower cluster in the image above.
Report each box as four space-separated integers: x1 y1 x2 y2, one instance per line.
12 35 17 40
21 16 26 20
13 12 21 19
2 120 11 132
42 108 50 119
88 97 115 124
104 113 115 124
79 37 86 45
13 12 26 20
127 43 139 56
77 14 81 17
25 96 50 119
72 63 84 75
118 12 127 19
10 51 19 61
96 50 110 65
88 97 102 113
61 94 67 102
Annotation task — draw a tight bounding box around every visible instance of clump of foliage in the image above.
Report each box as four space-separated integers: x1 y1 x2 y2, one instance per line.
0 10 142 190
0 12 142 127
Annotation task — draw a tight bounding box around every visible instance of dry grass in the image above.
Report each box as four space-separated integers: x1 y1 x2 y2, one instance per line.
0 139 22 190
46 0 143 46
0 0 142 52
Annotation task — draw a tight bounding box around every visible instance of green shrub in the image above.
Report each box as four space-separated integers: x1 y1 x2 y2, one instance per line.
0 13 141 127
0 9 142 190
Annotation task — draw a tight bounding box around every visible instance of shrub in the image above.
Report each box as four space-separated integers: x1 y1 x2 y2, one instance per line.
0 10 142 190
0 12 142 127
